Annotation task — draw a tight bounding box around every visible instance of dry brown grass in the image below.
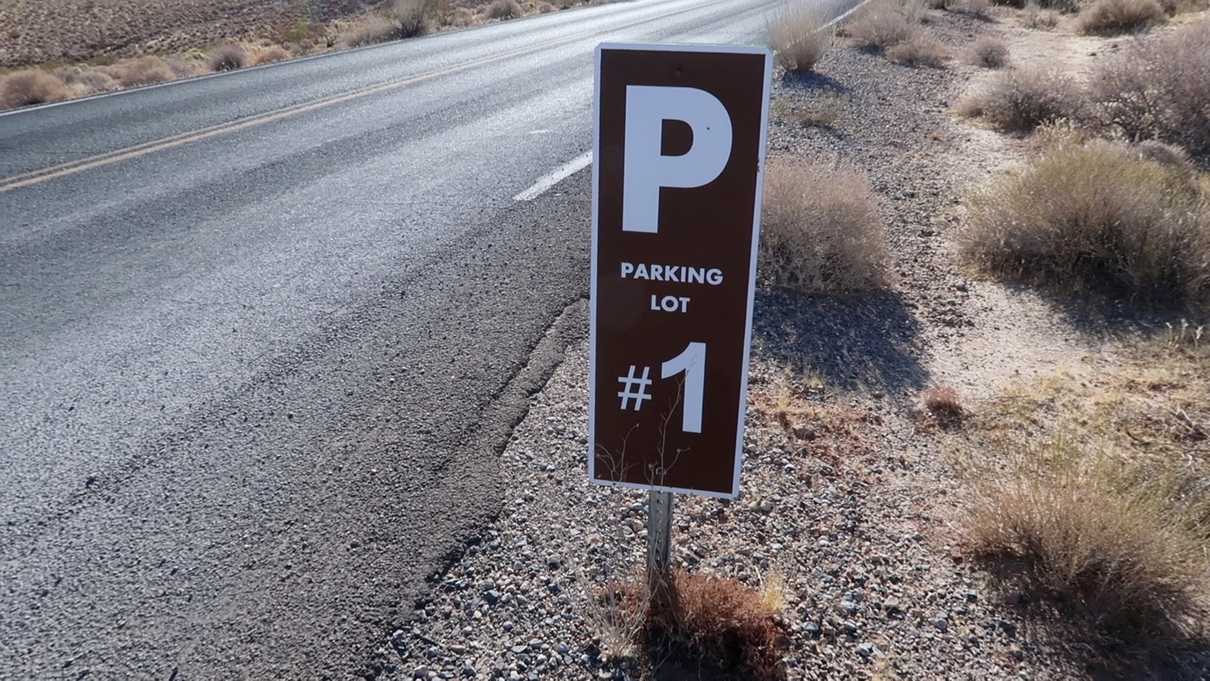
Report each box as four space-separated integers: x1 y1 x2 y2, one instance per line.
769 5 833 73
956 66 1083 132
57 67 119 97
604 571 788 680
947 0 994 18
887 35 947 66
847 0 925 51
959 138 1210 307
1087 20 1210 157
760 158 889 294
388 0 434 37
252 46 291 66
208 44 248 72
966 36 1009 67
487 0 523 19
341 15 398 47
0 69 68 108
922 385 964 426
445 6 481 26
1078 0 1166 33
340 0 433 48
954 342 1210 655
106 55 175 86
752 371 876 464
1022 2 1061 28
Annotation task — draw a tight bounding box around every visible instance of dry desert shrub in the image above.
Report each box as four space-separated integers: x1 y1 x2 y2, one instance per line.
487 0 524 19
166 57 204 79
342 15 398 46
252 46 292 66
341 0 433 48
102 56 175 87
761 158 889 294
948 0 993 18
446 6 480 25
768 4 833 73
955 341 1210 654
847 0 924 51
605 571 788 680
963 440 1210 644
922 385 964 425
1022 2 1061 27
209 44 249 72
0 70 68 109
57 66 119 97
887 35 947 66
1087 20 1210 156
956 66 1083 132
960 139 1210 306
1078 0 1165 33
966 36 1009 67
388 0 434 37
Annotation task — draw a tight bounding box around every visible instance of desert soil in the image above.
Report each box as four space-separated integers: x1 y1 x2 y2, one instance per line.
381 8 1208 681
0 0 492 69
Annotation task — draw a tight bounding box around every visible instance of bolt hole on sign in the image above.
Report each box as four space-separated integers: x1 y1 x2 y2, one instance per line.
588 43 773 499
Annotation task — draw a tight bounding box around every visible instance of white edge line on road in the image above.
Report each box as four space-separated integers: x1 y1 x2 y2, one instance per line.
513 151 593 201
508 0 869 203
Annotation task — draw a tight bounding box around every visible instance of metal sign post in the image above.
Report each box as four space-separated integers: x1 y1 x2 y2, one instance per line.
646 490 674 596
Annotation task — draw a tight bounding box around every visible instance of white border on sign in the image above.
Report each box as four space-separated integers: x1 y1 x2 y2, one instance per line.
586 41 773 501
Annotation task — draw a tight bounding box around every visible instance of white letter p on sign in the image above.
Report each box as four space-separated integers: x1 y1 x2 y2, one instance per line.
622 85 733 233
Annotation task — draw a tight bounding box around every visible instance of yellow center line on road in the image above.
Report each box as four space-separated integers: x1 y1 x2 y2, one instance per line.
0 0 761 194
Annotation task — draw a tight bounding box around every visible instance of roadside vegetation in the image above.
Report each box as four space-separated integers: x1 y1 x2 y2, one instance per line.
956 66 1083 132
846 0 928 52
768 4 833 73
0 0 588 112
596 570 787 680
952 333 1209 657
760 159 890 293
960 135 1210 307
965 36 1009 67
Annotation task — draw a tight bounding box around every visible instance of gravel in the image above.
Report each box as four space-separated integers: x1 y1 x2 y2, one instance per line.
385 8 1202 681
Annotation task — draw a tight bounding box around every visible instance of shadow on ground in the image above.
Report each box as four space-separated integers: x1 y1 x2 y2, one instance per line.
779 70 848 94
753 288 929 395
977 558 1210 681
998 279 1205 339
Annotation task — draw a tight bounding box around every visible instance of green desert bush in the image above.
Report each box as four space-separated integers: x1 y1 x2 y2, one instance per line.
761 158 889 293
1087 20 1210 156
1078 0 1165 33
959 138 1210 306
957 66 1083 132
769 4 832 73
0 70 68 108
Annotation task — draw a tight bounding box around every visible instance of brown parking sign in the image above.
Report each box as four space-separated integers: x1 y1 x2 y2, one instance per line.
588 43 772 498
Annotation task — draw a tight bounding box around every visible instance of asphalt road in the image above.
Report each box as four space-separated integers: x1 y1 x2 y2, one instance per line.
0 0 853 677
